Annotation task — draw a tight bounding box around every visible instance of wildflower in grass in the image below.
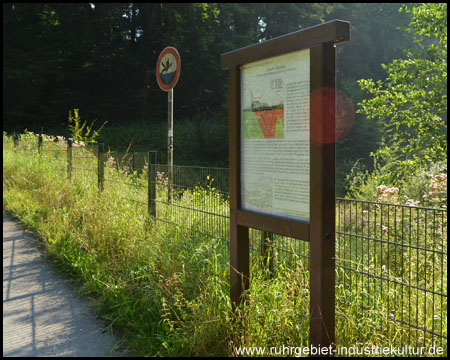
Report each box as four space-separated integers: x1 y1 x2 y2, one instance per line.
406 199 420 206
157 171 168 185
106 156 116 166
430 181 440 191
377 186 399 203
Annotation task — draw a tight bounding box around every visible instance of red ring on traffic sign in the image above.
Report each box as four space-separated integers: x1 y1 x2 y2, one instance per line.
156 47 181 91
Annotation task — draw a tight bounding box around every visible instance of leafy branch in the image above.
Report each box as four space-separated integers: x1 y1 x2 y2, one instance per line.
68 108 107 144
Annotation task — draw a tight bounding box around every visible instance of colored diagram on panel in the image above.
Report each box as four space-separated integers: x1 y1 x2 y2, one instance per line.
242 101 285 139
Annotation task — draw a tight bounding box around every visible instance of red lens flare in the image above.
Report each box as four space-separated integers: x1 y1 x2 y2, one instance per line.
310 87 355 144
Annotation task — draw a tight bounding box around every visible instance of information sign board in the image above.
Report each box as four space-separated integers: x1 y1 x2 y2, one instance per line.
240 49 310 222
221 19 350 350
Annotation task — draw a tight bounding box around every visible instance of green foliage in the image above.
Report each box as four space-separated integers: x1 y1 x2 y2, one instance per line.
357 3 447 183
5 3 430 190
328 3 416 194
4 4 416 138
402 162 447 208
346 158 447 209
3 135 447 356
68 108 107 144
256 3 333 41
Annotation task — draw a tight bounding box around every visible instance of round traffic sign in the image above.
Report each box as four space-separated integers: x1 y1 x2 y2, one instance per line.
156 47 181 91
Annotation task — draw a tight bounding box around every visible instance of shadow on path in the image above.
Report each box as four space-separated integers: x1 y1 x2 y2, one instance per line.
3 209 124 357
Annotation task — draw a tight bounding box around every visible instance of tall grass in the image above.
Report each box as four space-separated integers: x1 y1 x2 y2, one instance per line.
3 137 232 355
3 135 447 357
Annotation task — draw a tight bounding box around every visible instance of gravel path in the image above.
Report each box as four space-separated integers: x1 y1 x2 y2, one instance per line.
3 209 124 357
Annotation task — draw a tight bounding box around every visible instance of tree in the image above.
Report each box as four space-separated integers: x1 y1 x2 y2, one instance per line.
4 1 426 170
357 3 447 184
256 3 332 41
322 3 416 195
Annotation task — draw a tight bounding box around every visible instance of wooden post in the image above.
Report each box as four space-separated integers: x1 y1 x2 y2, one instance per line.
98 143 104 191
13 132 18 149
228 66 250 308
309 43 336 350
38 134 43 155
261 231 274 274
67 138 73 179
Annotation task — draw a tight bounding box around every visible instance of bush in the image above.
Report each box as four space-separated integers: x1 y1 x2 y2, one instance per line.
345 159 447 208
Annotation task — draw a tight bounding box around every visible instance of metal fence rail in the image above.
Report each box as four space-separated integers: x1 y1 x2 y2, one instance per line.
336 198 447 348
149 160 447 348
4 136 447 349
153 164 230 241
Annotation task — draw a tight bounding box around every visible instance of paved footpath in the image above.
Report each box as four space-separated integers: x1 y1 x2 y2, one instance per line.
3 210 124 357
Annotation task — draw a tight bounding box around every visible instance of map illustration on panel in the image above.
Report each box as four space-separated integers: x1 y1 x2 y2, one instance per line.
242 91 284 139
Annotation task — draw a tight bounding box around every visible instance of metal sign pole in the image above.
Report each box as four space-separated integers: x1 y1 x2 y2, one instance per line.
168 88 174 202
156 46 180 203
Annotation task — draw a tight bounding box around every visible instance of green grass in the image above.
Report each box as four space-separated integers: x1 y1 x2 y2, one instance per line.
242 111 284 139
3 135 447 357
274 115 284 138
243 111 265 139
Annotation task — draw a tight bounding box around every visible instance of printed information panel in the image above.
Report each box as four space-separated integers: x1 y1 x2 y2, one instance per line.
240 48 310 222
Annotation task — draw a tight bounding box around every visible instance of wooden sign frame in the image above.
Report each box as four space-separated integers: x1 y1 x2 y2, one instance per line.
221 20 350 350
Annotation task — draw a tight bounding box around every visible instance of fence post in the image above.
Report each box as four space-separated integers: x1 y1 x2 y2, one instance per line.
67 138 73 179
38 134 43 155
98 143 104 191
148 151 157 218
261 231 274 275
13 132 18 149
